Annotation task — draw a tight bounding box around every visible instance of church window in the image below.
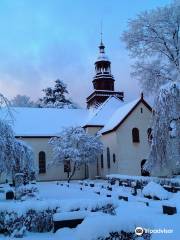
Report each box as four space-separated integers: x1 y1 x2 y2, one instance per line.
140 107 143 113
101 154 104 168
113 154 116 163
39 151 46 174
107 148 110 169
132 128 140 143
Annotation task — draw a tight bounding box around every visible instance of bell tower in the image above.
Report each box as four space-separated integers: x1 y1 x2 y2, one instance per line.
87 39 124 108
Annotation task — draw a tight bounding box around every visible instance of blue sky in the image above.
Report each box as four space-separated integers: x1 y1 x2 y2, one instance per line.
0 0 171 106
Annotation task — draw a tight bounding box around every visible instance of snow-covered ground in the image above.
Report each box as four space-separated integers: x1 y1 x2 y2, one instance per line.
0 180 180 240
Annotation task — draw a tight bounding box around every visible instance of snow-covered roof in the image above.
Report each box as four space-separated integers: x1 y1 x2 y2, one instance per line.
84 96 124 127
98 96 152 134
99 99 140 134
96 53 109 62
0 96 151 137
0 108 88 137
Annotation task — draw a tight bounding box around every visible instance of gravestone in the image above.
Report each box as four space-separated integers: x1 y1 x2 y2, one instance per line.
6 190 14 200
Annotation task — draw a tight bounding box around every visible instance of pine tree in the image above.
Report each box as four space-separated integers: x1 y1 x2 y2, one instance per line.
39 79 78 109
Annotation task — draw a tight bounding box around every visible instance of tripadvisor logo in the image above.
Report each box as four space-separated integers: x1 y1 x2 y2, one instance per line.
135 227 144 236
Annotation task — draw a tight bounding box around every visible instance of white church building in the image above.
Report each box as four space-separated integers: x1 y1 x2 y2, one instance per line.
3 40 152 181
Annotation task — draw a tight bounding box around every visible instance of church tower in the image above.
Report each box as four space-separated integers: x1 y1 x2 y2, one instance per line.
87 40 124 108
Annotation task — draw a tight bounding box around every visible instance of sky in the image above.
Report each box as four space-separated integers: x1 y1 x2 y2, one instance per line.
0 0 172 107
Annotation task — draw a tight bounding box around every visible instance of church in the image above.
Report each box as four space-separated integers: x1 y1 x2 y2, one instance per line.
2 40 152 181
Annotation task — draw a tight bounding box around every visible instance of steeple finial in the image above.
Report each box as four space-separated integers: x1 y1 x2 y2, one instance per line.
99 21 105 53
100 21 103 44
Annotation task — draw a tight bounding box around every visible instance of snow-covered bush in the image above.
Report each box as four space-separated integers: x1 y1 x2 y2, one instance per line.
0 198 116 237
142 182 170 200
0 208 55 237
15 184 38 200
24 209 55 232
0 211 24 237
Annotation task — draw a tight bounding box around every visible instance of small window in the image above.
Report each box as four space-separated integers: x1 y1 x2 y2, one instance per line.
101 154 104 169
147 128 152 142
140 108 143 113
113 154 116 163
39 151 46 174
132 128 140 143
107 148 110 169
64 160 71 173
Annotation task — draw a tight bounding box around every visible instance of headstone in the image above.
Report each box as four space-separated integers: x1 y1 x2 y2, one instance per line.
163 205 177 215
118 196 128 201
15 173 24 200
6 190 14 200
106 194 111 197
15 173 24 188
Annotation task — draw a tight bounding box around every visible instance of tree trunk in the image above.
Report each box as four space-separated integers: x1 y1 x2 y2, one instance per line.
68 162 77 183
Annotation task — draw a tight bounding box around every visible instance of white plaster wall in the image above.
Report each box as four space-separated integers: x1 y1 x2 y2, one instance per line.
99 132 118 177
19 138 85 181
100 103 151 177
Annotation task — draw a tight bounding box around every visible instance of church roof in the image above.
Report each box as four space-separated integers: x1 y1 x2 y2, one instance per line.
1 108 87 137
0 96 151 137
100 97 152 135
84 96 124 127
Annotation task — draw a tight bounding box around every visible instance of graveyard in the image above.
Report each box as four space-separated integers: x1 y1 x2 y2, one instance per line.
0 177 180 240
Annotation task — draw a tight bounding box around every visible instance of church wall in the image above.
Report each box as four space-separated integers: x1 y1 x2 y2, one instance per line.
99 102 151 177
84 126 102 135
84 126 103 179
116 103 151 176
18 137 85 181
99 132 119 177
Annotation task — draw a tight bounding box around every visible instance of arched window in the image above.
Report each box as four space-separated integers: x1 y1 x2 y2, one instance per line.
141 159 149 176
132 128 140 143
39 151 46 174
147 128 152 142
107 148 110 169
101 154 104 169
113 154 116 163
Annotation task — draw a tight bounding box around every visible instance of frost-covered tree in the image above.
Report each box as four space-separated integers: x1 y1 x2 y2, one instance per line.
0 120 36 182
122 1 180 94
39 79 78 109
0 119 16 180
11 95 36 107
122 1 180 177
144 82 180 177
49 127 103 182
12 140 37 183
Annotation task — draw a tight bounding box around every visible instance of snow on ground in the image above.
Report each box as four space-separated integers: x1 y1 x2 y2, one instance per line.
0 180 180 240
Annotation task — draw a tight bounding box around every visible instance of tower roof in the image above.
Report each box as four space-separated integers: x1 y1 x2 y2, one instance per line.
96 40 109 62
